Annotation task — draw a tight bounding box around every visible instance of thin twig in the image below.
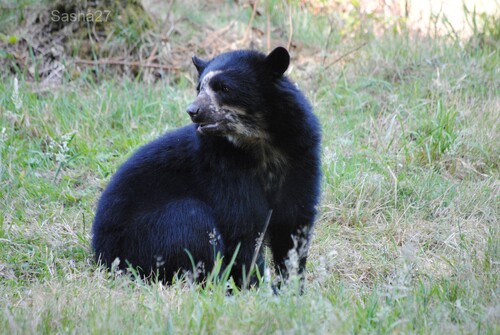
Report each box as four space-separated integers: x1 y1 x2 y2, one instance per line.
147 44 159 64
74 58 179 70
325 42 368 69
386 165 398 208
203 22 235 53
286 0 293 50
321 15 336 68
244 0 260 44
266 14 271 52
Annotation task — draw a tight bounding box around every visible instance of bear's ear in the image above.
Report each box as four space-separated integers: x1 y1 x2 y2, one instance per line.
264 47 290 78
192 56 209 75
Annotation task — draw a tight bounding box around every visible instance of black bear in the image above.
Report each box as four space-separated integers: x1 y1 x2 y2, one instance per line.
92 47 321 288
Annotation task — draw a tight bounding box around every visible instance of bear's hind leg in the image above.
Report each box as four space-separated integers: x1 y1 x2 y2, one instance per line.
123 199 225 284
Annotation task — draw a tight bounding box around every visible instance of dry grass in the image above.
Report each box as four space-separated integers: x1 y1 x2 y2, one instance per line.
0 1 499 334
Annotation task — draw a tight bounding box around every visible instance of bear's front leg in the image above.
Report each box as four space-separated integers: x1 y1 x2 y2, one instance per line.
269 220 314 291
225 241 265 289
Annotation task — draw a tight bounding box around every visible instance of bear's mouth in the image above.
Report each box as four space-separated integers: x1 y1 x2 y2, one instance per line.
196 121 224 134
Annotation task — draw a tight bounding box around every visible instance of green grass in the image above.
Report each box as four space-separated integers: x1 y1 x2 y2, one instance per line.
1 2 499 334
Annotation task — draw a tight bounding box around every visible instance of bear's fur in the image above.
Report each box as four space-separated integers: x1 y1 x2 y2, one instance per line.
92 47 321 287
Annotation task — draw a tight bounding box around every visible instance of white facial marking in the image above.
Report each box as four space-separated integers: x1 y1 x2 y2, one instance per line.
198 70 271 142
200 70 223 110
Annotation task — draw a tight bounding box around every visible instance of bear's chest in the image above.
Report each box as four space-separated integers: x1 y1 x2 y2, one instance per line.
202 164 270 238
257 145 288 203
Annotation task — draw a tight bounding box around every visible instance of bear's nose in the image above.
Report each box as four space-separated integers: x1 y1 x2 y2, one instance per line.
186 104 200 118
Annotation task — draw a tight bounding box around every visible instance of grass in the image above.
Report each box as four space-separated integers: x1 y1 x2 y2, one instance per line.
1 1 499 334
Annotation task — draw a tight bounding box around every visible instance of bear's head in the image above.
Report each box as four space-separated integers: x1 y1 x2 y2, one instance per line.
186 47 290 144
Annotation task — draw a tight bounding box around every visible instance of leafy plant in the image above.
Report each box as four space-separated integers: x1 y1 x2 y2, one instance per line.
412 99 459 165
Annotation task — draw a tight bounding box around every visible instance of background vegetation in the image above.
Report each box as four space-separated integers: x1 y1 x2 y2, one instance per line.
0 0 498 333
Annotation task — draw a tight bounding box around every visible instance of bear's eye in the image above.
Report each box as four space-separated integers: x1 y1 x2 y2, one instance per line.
212 81 229 93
